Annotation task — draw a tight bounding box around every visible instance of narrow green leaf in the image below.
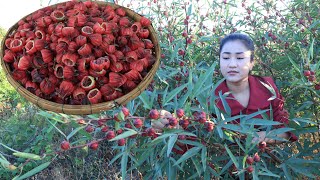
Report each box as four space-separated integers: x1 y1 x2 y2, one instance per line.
121 152 128 180
224 144 238 168
13 152 41 160
0 143 19 153
109 152 124 165
191 157 202 177
218 91 231 116
287 164 315 178
292 118 317 125
167 135 178 157
174 147 201 166
0 157 10 167
193 63 216 96
138 91 152 110
66 125 86 140
45 119 66 138
245 119 282 126
117 111 125 121
241 109 269 121
164 83 188 105
268 128 295 136
287 56 300 73
201 147 207 171
280 163 292 180
307 38 314 61
16 162 51 180
109 129 137 141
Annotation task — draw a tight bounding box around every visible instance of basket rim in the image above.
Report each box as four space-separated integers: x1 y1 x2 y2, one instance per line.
0 1 161 115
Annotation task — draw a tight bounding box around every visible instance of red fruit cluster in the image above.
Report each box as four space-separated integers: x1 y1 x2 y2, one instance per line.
3 1 156 105
149 109 160 119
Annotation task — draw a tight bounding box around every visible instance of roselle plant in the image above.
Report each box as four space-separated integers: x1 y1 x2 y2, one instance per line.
0 0 319 179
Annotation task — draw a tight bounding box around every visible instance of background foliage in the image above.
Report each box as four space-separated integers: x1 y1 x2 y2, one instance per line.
0 0 319 179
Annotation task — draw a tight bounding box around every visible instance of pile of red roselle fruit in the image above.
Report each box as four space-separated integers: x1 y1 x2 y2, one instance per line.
2 0 156 105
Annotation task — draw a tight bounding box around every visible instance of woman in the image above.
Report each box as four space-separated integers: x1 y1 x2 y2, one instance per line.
152 33 297 144
216 33 297 143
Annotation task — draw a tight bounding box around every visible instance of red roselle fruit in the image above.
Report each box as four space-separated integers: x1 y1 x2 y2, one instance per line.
149 109 160 119
89 141 99 150
85 125 94 133
176 109 184 118
118 138 126 146
122 107 130 117
205 121 215 132
246 166 254 173
106 130 116 140
60 140 70 150
169 117 178 126
259 141 267 149
133 118 143 128
253 153 261 162
246 156 254 165
304 70 311 77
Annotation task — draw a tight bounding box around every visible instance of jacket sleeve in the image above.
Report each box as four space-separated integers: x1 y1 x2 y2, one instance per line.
264 77 298 142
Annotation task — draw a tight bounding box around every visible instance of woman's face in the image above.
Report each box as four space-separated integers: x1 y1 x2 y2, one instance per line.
219 40 254 84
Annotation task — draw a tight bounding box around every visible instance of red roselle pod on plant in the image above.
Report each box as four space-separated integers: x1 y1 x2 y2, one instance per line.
149 109 160 119
122 107 130 117
169 117 178 126
118 138 126 146
176 109 185 118
80 76 96 92
106 130 116 140
179 118 190 129
134 118 143 128
87 88 102 104
246 156 254 165
101 125 109 132
89 141 99 150
205 121 215 132
60 140 70 150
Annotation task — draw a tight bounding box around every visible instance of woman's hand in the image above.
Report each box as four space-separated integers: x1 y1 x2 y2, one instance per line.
151 110 173 132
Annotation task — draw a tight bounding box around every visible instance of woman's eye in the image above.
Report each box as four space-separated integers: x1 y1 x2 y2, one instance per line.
237 57 244 60
222 57 230 60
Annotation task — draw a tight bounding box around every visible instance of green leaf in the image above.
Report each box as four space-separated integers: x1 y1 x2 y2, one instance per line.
109 129 137 141
13 152 41 160
287 164 316 178
245 119 282 126
292 118 317 125
37 111 65 123
240 109 270 122
138 91 152 110
15 162 51 180
224 144 238 169
287 56 300 73
0 157 10 167
280 163 292 180
109 152 124 165
259 80 276 100
192 62 216 97
163 83 188 105
67 125 86 140
45 119 66 138
218 91 231 116
268 128 295 136
174 147 201 166
167 135 178 157
307 38 314 61
191 157 202 177
201 147 207 171
121 152 128 180
117 111 125 121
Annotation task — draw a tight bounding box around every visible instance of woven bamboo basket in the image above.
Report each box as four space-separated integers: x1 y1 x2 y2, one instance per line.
0 1 160 115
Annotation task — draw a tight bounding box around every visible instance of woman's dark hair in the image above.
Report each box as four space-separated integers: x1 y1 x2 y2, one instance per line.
219 33 255 62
